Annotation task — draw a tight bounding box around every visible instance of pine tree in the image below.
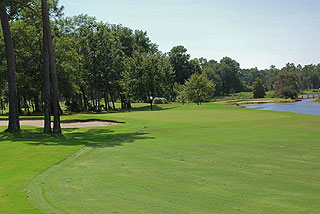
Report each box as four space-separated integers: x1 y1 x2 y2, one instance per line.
252 77 266 98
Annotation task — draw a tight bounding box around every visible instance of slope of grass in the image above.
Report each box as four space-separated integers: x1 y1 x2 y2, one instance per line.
0 128 82 213
1 103 320 213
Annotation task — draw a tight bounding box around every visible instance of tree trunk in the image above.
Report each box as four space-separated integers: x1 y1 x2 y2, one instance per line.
104 89 109 111
0 3 20 132
42 0 61 134
34 93 40 113
31 100 35 113
110 93 115 110
23 95 29 114
41 0 51 133
1 98 3 115
80 88 88 111
17 92 22 114
91 90 96 112
94 90 98 112
97 90 101 112
120 94 124 109
126 98 132 109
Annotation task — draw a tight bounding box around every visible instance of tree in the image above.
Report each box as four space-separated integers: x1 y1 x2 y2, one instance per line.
0 0 20 132
173 82 186 104
123 52 174 111
201 59 222 95
42 0 61 133
169 45 192 84
252 77 266 98
274 72 300 99
183 73 215 105
216 57 243 95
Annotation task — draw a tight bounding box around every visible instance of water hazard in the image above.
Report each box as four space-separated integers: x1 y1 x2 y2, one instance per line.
245 95 320 116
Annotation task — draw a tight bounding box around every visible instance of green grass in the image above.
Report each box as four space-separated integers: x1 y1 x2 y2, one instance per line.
215 91 278 102
1 103 320 213
300 89 319 95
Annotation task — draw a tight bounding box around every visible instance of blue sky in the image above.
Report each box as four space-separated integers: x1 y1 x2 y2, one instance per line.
59 0 320 69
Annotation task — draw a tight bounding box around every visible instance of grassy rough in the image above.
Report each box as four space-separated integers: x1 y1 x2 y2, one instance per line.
1 103 320 213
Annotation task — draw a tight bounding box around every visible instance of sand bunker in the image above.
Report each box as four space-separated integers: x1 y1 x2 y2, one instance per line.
0 119 122 128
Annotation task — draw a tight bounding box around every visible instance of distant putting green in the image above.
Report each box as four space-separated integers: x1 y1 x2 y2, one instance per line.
1 103 320 213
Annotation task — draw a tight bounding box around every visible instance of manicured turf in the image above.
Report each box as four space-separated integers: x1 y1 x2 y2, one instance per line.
1 103 320 213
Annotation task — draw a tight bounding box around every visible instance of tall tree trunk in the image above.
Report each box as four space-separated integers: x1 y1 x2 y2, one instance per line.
1 97 3 115
150 100 153 111
110 93 115 110
120 95 124 109
41 0 51 133
97 90 101 112
93 90 97 112
0 2 20 132
23 95 29 114
104 89 109 111
34 92 40 113
80 88 88 111
31 100 34 113
126 98 132 109
42 0 61 133
17 92 22 114
58 101 63 114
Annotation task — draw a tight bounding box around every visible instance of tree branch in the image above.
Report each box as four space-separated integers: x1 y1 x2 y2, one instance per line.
7 0 38 13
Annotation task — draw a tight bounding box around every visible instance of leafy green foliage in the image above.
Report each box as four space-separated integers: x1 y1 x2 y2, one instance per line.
123 52 174 110
201 57 243 96
183 73 215 105
169 45 193 84
274 72 300 99
252 77 266 98
1 0 320 117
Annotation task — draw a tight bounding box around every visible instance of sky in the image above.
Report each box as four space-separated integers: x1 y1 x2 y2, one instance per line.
58 0 320 69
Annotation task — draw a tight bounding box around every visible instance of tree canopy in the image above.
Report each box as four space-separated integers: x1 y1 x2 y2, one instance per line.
182 74 215 105
252 78 266 98
1 0 320 133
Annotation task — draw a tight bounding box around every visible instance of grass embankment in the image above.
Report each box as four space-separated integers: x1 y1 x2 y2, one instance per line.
300 89 319 95
1 103 320 213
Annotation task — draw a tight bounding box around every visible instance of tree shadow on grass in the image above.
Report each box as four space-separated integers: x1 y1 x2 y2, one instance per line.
0 128 154 148
108 104 177 113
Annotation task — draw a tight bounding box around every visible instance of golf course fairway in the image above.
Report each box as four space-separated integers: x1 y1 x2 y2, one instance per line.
1 103 320 213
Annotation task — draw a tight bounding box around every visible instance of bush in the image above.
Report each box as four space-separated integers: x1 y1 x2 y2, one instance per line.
215 92 253 101
252 78 266 98
274 72 300 99
277 86 298 99
65 100 82 112
265 91 275 98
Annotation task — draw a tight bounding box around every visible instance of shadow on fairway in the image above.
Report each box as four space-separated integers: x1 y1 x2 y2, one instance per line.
0 128 154 148
109 104 176 113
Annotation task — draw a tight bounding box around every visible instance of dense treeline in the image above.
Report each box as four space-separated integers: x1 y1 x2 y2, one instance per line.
1 1 320 120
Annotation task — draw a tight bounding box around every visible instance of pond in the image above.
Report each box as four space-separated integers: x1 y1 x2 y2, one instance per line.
245 95 320 116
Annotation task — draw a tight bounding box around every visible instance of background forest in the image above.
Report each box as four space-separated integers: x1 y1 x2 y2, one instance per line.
1 0 320 116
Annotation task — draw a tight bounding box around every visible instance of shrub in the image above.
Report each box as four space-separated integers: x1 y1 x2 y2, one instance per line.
274 72 300 99
65 100 82 112
252 78 266 98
